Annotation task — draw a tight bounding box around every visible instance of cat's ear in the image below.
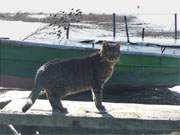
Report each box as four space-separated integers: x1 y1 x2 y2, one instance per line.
102 41 109 50
115 42 120 50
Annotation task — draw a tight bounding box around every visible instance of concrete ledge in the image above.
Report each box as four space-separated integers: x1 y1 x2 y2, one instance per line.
0 99 180 133
0 91 30 109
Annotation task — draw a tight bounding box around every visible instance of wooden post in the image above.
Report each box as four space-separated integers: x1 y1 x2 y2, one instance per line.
113 13 116 40
92 43 94 48
66 24 70 39
142 28 145 41
124 16 130 43
174 13 178 40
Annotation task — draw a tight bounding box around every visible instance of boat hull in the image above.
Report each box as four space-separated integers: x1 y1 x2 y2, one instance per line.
1 40 180 89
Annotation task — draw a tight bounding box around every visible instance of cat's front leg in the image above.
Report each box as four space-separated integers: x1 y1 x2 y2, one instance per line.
91 85 106 112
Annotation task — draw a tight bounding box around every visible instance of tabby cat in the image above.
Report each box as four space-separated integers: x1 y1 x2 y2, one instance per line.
22 41 120 113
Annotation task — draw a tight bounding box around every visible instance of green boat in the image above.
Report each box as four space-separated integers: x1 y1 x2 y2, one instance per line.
0 39 180 89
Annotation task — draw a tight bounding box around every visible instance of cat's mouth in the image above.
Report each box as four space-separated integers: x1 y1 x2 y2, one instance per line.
107 57 118 62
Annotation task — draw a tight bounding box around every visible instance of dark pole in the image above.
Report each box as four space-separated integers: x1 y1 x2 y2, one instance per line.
175 13 177 40
142 28 145 41
113 13 116 40
66 24 70 39
124 16 130 43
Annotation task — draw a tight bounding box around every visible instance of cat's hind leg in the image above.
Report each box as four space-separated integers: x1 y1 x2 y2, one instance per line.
46 91 68 113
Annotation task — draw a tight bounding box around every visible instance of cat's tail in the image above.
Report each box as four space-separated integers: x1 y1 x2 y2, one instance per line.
22 86 42 112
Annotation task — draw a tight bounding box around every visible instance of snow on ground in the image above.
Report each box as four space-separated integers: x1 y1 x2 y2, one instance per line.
28 14 49 19
0 17 179 45
137 14 175 31
0 20 43 40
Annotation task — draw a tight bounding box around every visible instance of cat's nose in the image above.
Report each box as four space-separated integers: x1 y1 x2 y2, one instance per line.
110 57 115 61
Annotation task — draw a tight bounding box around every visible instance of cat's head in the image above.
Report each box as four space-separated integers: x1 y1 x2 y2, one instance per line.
101 41 120 62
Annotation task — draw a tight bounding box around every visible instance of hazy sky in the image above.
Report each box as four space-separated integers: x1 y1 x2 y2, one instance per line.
1 0 180 14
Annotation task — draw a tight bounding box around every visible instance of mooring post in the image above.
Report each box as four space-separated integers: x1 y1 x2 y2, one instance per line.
142 28 145 41
113 13 116 40
124 16 130 43
66 24 70 39
174 13 178 40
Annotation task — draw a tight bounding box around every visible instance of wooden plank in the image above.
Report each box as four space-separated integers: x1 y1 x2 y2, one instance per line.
0 99 180 133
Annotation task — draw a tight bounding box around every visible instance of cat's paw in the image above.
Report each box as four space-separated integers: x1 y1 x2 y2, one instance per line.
96 105 106 112
52 109 61 115
52 107 68 114
60 107 68 113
